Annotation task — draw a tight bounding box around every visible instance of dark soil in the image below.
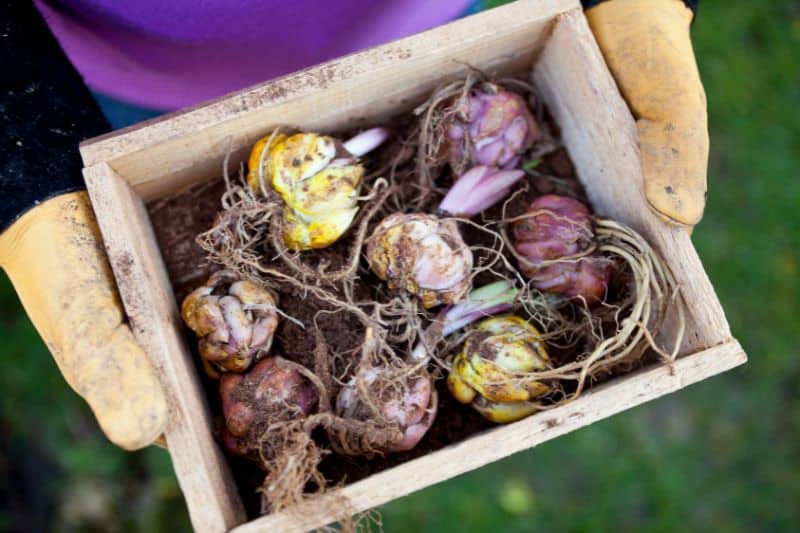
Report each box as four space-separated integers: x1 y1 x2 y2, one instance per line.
149 179 227 301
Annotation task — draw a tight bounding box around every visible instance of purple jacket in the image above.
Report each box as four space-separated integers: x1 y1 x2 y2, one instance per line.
36 0 472 110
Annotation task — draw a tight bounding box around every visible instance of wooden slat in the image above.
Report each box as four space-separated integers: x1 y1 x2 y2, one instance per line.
83 162 246 533
234 340 746 533
532 11 732 353
79 0 579 201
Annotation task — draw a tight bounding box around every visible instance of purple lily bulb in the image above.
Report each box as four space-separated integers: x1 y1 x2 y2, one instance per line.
447 86 539 172
439 165 525 217
512 195 613 305
220 357 319 458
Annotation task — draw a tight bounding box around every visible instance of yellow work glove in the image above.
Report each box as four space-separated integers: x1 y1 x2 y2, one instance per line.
0 192 168 450
586 0 709 227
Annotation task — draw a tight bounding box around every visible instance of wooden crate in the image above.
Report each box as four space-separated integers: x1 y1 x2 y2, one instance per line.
80 1 746 531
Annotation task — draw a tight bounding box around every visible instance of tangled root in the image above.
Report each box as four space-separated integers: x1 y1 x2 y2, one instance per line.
482 216 685 410
252 325 419 513
256 418 329 514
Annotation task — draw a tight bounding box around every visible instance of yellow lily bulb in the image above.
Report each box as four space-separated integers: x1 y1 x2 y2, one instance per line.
182 270 279 379
447 315 551 423
247 128 388 250
471 397 540 424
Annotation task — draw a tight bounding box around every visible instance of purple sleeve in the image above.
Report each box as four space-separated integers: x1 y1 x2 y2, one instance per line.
36 0 473 110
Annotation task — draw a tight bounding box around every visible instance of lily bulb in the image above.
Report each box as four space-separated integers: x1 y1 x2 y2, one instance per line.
336 367 436 453
447 85 539 171
447 315 551 423
220 357 319 457
181 270 278 378
512 195 612 305
367 213 473 308
247 128 389 250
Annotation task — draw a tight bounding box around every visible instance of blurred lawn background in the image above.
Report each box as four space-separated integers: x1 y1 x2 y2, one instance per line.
2 0 798 531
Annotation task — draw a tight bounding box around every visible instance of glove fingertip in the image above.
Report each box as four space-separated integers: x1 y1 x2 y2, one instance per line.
643 178 706 227
96 383 170 451
80 328 171 451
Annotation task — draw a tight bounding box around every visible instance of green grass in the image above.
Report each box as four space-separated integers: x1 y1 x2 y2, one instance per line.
1 1 798 530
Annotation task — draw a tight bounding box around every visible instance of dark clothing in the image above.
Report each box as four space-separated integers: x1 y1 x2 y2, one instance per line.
0 1 108 232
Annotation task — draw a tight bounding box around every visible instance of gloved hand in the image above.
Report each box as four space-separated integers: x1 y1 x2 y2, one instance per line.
586 0 708 227
1 2 168 451
0 192 168 450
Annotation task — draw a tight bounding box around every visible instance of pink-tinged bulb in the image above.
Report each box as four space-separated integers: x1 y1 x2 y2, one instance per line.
181 270 279 378
447 87 539 171
512 195 612 305
367 213 473 308
336 367 436 453
220 357 318 458
439 165 525 217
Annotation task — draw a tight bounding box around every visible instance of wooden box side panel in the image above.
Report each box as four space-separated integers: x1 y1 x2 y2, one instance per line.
79 0 579 201
532 11 732 353
234 340 746 533
83 163 245 533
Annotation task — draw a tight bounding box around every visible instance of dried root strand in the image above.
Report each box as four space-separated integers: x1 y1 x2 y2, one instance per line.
484 217 685 409
257 419 330 514
196 158 282 283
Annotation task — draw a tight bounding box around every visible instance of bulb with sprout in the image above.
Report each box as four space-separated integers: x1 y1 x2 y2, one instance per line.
448 315 552 423
247 128 389 250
